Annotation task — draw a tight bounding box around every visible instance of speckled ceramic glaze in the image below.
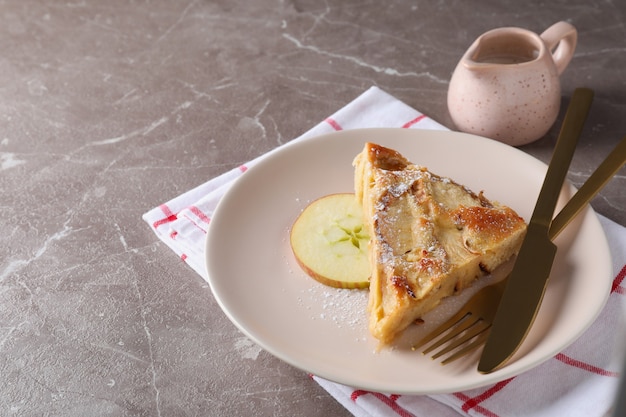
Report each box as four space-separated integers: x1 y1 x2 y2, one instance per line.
448 22 577 146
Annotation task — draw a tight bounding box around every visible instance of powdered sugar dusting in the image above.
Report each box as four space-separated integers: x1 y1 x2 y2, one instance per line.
297 284 369 339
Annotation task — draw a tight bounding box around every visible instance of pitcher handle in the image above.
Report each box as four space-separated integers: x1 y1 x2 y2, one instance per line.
540 21 577 76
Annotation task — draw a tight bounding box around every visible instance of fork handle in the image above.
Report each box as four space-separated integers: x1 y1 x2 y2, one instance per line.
549 134 626 240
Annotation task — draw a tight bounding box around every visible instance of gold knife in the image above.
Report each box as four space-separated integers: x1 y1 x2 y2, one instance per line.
478 87 594 373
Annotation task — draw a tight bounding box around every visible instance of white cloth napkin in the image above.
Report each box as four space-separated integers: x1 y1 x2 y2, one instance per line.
143 86 626 417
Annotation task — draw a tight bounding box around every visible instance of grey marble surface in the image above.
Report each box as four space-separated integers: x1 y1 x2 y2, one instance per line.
1 1 624 416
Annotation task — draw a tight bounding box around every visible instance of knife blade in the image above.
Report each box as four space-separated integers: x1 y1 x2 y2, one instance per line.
478 87 594 373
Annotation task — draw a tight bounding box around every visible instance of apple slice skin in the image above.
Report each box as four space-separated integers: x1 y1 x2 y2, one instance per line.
290 193 370 289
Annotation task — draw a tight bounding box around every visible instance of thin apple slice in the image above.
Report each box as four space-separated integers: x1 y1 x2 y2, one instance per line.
290 193 370 289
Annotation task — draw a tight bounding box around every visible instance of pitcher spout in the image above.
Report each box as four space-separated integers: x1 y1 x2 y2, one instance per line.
463 27 542 68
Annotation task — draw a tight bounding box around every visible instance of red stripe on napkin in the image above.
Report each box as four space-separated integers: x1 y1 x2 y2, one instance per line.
555 353 621 377
455 377 515 416
189 205 211 225
153 204 177 228
402 114 427 128
182 214 208 234
453 393 500 417
611 264 626 294
351 391 414 417
325 117 343 131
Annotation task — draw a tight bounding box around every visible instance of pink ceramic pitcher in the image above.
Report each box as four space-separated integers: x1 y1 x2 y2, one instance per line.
447 21 577 146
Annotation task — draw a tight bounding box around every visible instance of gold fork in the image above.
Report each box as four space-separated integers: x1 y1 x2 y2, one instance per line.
412 134 626 365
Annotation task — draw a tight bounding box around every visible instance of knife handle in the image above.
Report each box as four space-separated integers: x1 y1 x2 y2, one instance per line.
549 134 626 239
532 88 594 228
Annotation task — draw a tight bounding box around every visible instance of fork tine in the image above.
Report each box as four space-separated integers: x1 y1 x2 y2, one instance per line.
431 320 490 358
412 309 470 351
412 280 507 364
422 316 478 355
439 330 490 365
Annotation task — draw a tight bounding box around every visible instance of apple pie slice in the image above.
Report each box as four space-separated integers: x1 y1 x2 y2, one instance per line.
353 142 527 345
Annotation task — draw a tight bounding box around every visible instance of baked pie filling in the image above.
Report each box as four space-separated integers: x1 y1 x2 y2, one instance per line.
353 142 527 344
